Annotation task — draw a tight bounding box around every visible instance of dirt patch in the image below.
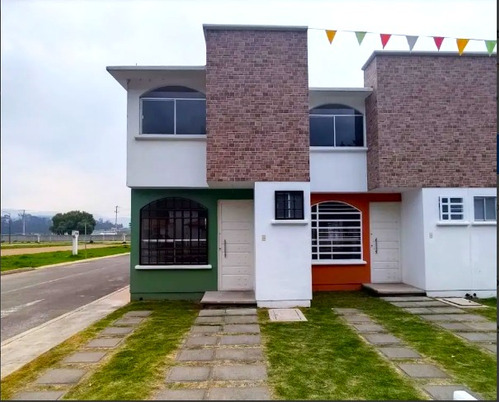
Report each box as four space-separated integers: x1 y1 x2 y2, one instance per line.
1 244 119 256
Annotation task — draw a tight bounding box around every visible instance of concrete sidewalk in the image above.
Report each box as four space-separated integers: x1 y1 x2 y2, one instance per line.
1 285 130 379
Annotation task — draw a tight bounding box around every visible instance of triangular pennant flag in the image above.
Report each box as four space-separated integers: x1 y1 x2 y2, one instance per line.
485 40 497 55
406 35 419 51
433 36 444 50
355 31 367 45
380 34 391 49
456 38 469 55
325 30 337 44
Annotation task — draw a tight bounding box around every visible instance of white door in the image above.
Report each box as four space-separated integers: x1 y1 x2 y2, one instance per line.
370 202 401 283
218 200 254 291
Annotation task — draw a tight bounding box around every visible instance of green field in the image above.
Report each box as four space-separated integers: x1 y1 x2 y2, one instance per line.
1 246 130 271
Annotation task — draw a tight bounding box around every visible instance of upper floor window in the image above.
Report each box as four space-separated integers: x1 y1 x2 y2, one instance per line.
474 196 497 221
140 86 206 135
309 104 364 147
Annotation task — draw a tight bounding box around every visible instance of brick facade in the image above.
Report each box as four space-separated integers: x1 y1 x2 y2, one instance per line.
205 26 310 183
364 53 497 189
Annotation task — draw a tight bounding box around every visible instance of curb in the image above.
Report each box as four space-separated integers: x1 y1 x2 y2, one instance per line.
0 252 130 276
1 285 130 348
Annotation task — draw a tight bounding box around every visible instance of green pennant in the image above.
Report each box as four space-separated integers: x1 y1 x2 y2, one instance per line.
355 31 367 45
485 40 497 56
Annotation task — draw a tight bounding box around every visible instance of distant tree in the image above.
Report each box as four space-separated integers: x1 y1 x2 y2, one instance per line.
50 211 96 235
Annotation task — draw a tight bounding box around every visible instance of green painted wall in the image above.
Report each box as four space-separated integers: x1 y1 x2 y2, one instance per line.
130 188 253 300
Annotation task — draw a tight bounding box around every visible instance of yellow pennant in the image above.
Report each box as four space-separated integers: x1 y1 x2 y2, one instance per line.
456 38 469 55
325 30 337 44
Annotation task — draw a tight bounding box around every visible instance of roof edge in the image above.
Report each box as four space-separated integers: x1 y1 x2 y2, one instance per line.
203 24 308 32
362 50 497 70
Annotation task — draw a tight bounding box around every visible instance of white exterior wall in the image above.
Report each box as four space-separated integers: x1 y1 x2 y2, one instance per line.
309 89 369 192
400 189 426 289
254 182 312 307
310 149 367 192
126 75 208 188
421 188 497 298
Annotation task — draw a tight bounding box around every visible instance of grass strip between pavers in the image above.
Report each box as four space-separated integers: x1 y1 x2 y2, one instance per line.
312 292 498 400
0 302 138 400
0 246 130 271
470 298 498 322
259 306 427 400
64 301 198 400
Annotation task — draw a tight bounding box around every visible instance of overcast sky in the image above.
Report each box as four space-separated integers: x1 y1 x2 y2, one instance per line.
1 0 496 223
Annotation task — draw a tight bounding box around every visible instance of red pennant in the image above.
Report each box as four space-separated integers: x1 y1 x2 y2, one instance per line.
380 34 391 49
433 36 444 50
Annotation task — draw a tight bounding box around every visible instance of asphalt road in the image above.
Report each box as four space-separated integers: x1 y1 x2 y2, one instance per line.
1 254 130 342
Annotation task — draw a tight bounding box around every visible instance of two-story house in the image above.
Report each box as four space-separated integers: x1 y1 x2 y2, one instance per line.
107 24 497 307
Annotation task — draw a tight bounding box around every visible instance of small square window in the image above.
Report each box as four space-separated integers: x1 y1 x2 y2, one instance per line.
275 191 304 220
474 196 497 221
439 197 464 221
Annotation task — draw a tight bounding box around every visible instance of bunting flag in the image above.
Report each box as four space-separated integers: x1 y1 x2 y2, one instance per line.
325 30 337 44
355 31 367 45
456 38 469 55
485 40 497 55
433 36 444 50
406 35 419 51
380 34 391 49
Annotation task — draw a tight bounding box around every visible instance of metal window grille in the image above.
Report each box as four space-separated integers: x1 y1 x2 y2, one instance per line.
311 201 362 261
140 197 208 265
275 191 304 220
439 197 464 221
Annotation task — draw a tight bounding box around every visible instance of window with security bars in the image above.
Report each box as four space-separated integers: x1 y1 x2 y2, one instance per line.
311 201 362 261
140 197 208 265
439 197 464 221
275 191 304 220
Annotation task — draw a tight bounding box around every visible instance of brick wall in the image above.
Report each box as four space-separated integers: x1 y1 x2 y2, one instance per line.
364 53 497 189
205 27 310 183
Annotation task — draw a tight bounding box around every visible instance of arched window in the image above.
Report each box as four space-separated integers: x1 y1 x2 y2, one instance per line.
309 104 364 147
140 197 208 265
140 86 206 135
311 201 362 261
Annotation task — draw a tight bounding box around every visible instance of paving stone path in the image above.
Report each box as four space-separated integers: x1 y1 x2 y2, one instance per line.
382 296 497 355
10 311 152 401
333 308 482 400
154 308 271 400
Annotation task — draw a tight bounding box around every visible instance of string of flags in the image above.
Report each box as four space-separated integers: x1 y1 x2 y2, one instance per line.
320 28 497 56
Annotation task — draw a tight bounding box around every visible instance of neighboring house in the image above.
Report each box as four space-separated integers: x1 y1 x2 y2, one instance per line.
107 24 497 307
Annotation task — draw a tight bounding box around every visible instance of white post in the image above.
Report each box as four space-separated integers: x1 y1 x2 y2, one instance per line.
72 230 79 255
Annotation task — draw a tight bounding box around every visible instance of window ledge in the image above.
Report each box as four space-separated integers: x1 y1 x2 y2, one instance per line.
135 264 212 270
436 221 470 226
471 221 497 226
312 260 367 265
310 147 368 152
271 219 309 225
134 134 207 141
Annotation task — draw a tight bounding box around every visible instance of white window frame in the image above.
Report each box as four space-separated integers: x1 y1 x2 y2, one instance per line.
311 201 363 263
473 196 497 222
439 197 465 221
140 97 206 135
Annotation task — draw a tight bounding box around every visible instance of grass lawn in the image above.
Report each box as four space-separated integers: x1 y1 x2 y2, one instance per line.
0 301 198 401
0 245 130 271
471 298 498 321
265 292 496 400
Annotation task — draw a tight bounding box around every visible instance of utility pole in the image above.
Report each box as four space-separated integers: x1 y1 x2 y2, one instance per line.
114 206 119 234
21 209 26 235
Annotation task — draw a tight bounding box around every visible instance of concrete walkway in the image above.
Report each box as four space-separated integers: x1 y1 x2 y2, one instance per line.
1 286 130 379
333 308 482 400
382 296 497 355
154 308 271 400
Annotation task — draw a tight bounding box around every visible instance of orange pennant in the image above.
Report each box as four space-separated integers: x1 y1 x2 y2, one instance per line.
380 34 391 49
325 30 337 44
456 38 469 55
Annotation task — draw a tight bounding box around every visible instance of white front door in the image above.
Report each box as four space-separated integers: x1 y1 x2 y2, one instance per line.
370 202 401 283
218 200 254 291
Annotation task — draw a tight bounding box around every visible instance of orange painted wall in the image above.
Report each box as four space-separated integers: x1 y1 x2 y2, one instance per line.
311 193 401 291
